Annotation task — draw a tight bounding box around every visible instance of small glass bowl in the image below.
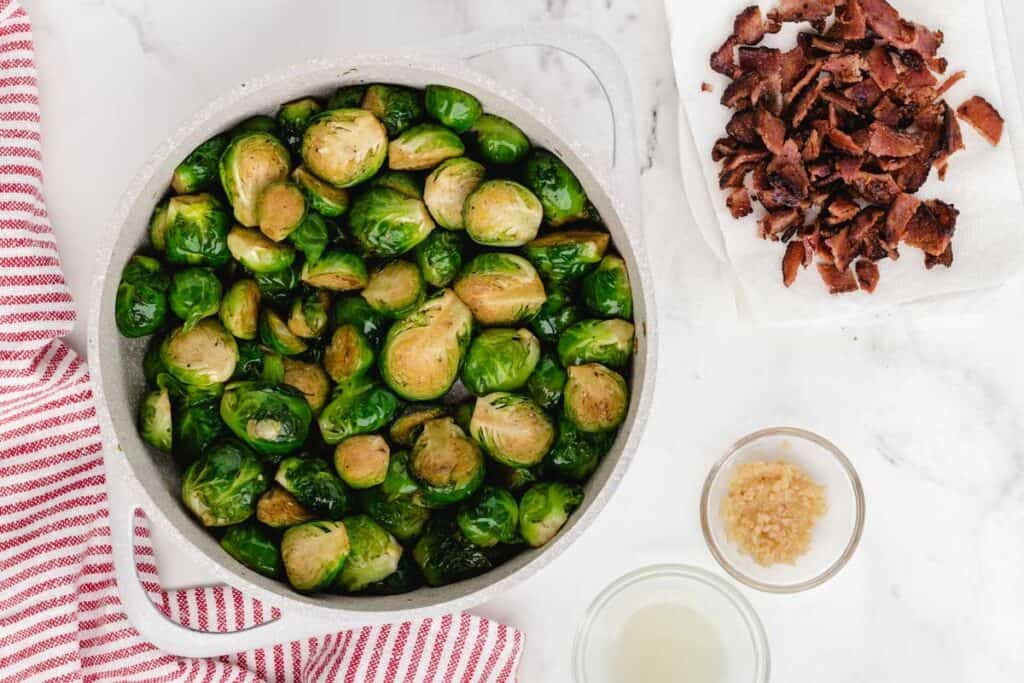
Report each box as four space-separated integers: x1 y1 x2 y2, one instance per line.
573 564 769 683
701 427 865 593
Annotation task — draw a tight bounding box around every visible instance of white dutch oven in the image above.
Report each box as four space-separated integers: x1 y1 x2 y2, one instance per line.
87 25 657 657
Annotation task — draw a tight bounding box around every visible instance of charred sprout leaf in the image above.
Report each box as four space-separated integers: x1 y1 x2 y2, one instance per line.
528 284 580 345
232 341 285 384
523 230 609 284
453 253 546 326
388 123 464 171
275 456 351 520
348 187 436 257
139 387 172 452
257 180 307 242
464 113 530 165
288 212 329 265
219 279 260 340
300 249 368 291
259 309 308 356
168 267 222 331
389 405 446 447
281 357 330 412
557 318 634 369
544 418 614 481
317 377 399 445
424 84 482 133
220 381 313 457
522 149 590 227
302 108 387 187
423 157 485 230
563 363 628 433
461 328 540 395
470 392 555 468
281 520 349 592
487 461 538 493
292 165 349 218
287 290 331 339
219 132 291 227
409 417 485 506
414 229 464 288
115 255 169 337
526 353 567 410
181 439 267 527
333 295 388 347
323 324 374 383
463 180 542 247
334 514 402 592
277 97 322 156
581 255 632 318
220 522 283 579
165 194 232 267
160 319 238 387
334 434 390 489
412 515 495 587
362 259 425 318
257 485 313 528
326 85 367 110
254 262 301 304
456 486 518 547
362 84 423 137
172 134 229 195
519 482 583 547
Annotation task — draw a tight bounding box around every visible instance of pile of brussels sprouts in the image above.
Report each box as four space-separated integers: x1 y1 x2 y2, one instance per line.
116 82 635 595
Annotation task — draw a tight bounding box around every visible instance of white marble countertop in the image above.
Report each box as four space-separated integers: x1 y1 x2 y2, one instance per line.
24 0 1024 680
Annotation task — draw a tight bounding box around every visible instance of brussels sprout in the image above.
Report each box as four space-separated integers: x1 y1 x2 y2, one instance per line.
461 328 540 396
457 486 518 547
488 461 538 493
233 115 278 136
277 97 322 155
181 439 267 526
452 401 474 433
360 451 432 542
528 285 581 345
257 485 314 528
323 324 374 383
453 253 546 326
172 134 229 194
115 255 169 338
367 170 423 198
362 260 425 318
563 363 628 433
287 291 330 339
227 225 297 274
471 393 555 468
524 230 609 284
379 289 473 401
219 132 291 227
160 319 238 387
335 515 403 592
139 387 172 452
292 165 349 218
327 85 367 110
302 109 387 187
275 456 351 519
464 114 530 165
220 522 283 578
348 188 436 257
254 262 301 302
463 180 542 247
318 378 399 444
423 158 485 230
259 309 308 356
165 194 232 267
361 552 424 595
424 84 482 133
287 212 330 265
172 396 227 465
362 84 423 137
143 336 166 386
281 357 330 412
526 353 567 410
334 435 389 488
281 520 350 592
412 515 495 587
150 200 170 252
410 418 484 506
169 267 222 331
522 149 590 227
582 255 632 318
389 405 446 447
158 374 224 404
388 124 464 171
557 318 634 369
219 279 260 340
232 341 285 383
414 229 464 288
519 482 583 547
257 180 307 242
334 295 388 347
220 381 313 457
300 250 368 291
545 417 614 481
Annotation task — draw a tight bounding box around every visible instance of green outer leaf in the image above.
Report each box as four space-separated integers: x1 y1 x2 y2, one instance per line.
424 84 482 133
220 522 283 578
219 382 313 457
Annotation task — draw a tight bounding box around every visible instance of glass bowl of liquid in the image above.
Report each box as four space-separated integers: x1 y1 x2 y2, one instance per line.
572 564 769 683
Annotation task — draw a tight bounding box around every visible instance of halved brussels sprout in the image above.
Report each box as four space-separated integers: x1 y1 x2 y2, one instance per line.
463 180 543 247
257 180 306 242
522 149 590 227
277 97 322 155
317 377 399 444
275 456 351 519
292 165 349 218
582 255 632 318
287 212 329 265
453 253 546 326
362 84 423 137
367 170 423 198
348 188 436 257
172 134 229 195
334 435 390 489
359 450 432 542
379 289 473 401
327 85 367 110
233 341 285 383
389 405 446 447
172 395 227 466
470 393 555 468
414 229 464 288
410 418 485 506
115 255 169 338
424 84 482 133
281 357 330 412
362 260 425 318
461 328 540 395
557 318 634 369
219 279 260 340
528 284 581 345
302 109 387 187
412 515 496 587
423 157 485 230
465 113 530 165
361 553 424 595
335 515 402 592
233 115 278 136
139 387 172 452
259 309 308 356
333 295 388 347
220 381 313 456
526 353 567 410
227 225 296 274
220 522 283 578
254 262 301 303
545 417 614 481
150 200 170 252
323 324 374 383
165 193 232 267
300 249 369 291
388 124 464 171
219 132 291 227
160 319 238 387
519 482 583 547
563 363 628 433
287 290 330 339
181 439 267 526
169 267 222 331
457 486 518 548
524 229 609 283
281 520 350 592
257 484 314 528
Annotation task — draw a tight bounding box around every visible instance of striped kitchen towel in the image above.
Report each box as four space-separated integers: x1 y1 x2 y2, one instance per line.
0 1 524 680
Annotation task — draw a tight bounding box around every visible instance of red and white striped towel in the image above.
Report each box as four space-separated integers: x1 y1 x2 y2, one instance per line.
0 2 524 680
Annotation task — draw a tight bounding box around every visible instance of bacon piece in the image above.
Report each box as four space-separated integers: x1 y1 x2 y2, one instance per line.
821 89 860 114
828 0 866 40
924 244 953 269
825 227 860 271
901 67 938 91
850 206 887 260
726 110 759 145
711 35 740 78
934 70 965 99
934 102 965 172
865 46 899 91
754 109 787 155
740 47 785 114
719 162 757 189
766 140 811 206
734 6 767 45
722 71 762 110
790 75 828 128
835 156 864 183
802 129 822 161
825 194 861 224
782 240 807 286
855 259 880 292
871 95 902 127
781 47 811 92
957 95 1004 146
864 122 923 158
861 0 943 59
768 0 839 24
903 200 958 256
759 208 803 240
822 53 863 84
827 127 865 155
712 137 739 162
844 79 883 110
701 82 714 93
851 171 902 205
816 262 859 293
927 57 948 75
726 188 754 219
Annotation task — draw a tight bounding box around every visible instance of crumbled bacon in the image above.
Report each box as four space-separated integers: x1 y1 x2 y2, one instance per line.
734 6 768 45
769 0 840 24
782 240 807 286
957 95 1004 146
828 0 866 40
754 109 788 154
817 262 859 293
855 259 880 291
903 200 958 256
924 244 953 269
727 188 754 219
